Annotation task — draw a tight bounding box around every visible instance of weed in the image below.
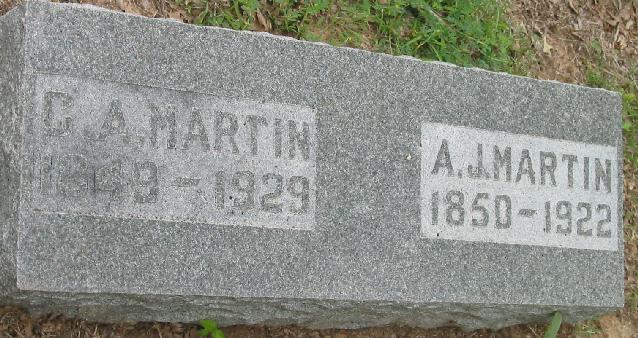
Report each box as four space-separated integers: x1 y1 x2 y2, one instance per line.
628 289 638 312
585 67 608 88
623 92 637 155
543 312 562 338
198 319 225 338
589 39 604 59
572 320 603 336
585 66 638 165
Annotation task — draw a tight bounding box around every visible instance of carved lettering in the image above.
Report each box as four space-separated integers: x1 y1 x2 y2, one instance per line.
247 115 268 156
34 75 316 231
97 100 128 141
214 111 239 154
43 91 73 136
288 120 310 161
133 161 159 203
421 122 618 251
57 154 89 197
183 108 211 151
150 104 177 149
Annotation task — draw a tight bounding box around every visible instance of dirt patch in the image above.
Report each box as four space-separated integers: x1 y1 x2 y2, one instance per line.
509 0 637 85
597 314 636 338
50 0 190 20
2 305 572 338
0 0 18 15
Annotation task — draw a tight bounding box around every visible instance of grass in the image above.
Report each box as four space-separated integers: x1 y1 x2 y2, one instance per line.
585 67 638 164
583 37 638 164
542 312 562 338
572 320 603 336
176 0 522 73
628 288 638 311
177 0 635 162
198 319 225 338
175 0 635 154
584 57 638 328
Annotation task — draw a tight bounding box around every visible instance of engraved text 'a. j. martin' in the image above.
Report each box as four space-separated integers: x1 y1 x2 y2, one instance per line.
421 123 619 251
31 74 317 230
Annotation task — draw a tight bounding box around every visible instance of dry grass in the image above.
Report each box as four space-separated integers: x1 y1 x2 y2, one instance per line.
1 305 574 338
0 0 17 14
509 0 637 85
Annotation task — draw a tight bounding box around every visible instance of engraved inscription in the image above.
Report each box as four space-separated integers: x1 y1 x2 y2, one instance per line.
31 74 316 230
421 123 619 251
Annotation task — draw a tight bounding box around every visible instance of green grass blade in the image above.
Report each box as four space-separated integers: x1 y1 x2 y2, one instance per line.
543 312 563 338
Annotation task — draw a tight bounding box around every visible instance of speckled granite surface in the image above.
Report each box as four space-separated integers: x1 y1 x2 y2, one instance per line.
0 0 624 329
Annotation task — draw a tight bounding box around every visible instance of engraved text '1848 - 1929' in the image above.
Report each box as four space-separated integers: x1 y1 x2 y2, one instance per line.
31 74 317 230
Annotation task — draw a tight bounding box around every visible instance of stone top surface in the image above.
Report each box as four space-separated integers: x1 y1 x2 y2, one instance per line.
4 0 624 310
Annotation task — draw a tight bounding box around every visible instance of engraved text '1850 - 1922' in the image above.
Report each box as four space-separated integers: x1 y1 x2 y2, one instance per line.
421 123 619 251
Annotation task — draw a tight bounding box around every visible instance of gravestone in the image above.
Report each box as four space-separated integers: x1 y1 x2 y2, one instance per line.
0 0 624 330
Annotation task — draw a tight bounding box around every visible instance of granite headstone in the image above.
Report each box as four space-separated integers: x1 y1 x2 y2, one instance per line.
0 0 624 329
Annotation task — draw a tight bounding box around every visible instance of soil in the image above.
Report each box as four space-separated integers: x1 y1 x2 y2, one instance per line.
0 0 637 337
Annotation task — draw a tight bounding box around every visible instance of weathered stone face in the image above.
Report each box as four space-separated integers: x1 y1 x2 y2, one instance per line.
421 123 619 251
31 75 317 231
0 3 25 305
0 0 624 330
